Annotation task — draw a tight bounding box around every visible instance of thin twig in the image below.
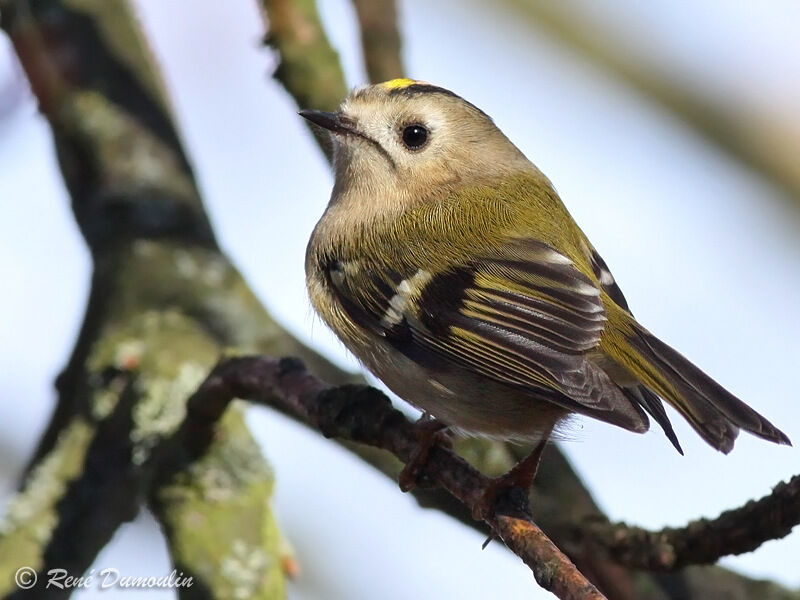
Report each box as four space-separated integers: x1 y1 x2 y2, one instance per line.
569 475 800 570
351 0 404 82
179 355 606 600
494 515 609 599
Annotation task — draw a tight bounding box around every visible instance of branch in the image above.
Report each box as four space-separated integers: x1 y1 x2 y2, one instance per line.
494 516 607 600
570 475 800 571
182 355 800 598
260 0 348 160
351 0 404 82
0 1 293 596
180 355 606 600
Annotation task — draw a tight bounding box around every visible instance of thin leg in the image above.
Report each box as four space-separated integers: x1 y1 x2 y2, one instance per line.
398 412 450 492
472 433 551 521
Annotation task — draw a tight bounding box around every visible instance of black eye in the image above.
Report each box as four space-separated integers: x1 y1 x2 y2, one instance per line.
401 124 428 150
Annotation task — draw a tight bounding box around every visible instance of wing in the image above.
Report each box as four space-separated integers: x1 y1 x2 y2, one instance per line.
326 238 650 433
587 245 629 311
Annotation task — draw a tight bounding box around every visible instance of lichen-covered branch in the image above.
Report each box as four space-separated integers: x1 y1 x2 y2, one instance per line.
351 0 404 82
0 1 302 597
151 408 286 600
179 355 606 600
0 419 94 597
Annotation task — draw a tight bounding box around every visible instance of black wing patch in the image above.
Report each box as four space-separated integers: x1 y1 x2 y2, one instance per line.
328 240 650 433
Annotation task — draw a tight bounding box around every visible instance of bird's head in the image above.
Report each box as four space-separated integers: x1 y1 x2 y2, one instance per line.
300 79 532 206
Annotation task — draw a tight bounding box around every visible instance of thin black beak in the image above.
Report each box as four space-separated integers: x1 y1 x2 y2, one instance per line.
299 108 397 170
299 109 354 135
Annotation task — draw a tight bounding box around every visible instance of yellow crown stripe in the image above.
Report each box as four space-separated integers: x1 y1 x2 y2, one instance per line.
380 78 419 90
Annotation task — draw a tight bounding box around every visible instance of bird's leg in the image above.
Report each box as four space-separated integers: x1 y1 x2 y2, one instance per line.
399 412 451 492
472 433 551 521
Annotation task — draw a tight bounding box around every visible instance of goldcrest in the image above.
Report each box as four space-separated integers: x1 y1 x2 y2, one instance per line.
301 79 789 470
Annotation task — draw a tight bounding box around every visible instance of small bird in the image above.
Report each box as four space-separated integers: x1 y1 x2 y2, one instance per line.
301 79 790 514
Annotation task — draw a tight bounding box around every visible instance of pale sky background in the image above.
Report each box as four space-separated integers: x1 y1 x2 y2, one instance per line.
1 1 799 598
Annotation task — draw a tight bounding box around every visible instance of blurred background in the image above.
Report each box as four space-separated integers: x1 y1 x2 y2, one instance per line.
1 0 798 598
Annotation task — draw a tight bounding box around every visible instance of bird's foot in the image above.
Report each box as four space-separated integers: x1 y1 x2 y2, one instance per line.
471 438 548 521
399 413 451 491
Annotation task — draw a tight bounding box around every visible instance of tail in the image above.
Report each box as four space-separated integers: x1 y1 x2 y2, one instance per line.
619 325 790 453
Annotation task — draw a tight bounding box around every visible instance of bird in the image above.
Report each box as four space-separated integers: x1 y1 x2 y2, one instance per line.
300 78 790 517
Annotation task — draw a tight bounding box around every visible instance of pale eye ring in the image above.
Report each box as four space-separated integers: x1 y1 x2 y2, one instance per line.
401 124 429 150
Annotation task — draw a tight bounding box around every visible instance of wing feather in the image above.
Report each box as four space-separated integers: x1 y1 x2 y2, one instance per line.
326 239 650 432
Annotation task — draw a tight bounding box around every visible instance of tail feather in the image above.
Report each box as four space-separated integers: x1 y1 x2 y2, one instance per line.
625 326 790 453
623 386 683 454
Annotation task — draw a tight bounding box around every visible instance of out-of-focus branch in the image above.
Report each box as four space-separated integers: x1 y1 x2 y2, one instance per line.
179 355 606 600
568 475 800 571
351 0 404 82
0 418 94 596
259 0 348 159
500 0 800 204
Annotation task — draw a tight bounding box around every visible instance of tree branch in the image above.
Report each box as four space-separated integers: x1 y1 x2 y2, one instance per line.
0 2 296 596
259 0 348 160
350 0 404 82
569 475 800 571
179 355 800 599
179 355 606 600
